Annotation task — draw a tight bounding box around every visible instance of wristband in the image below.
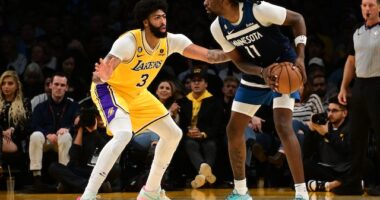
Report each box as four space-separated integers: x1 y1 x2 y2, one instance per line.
294 35 307 46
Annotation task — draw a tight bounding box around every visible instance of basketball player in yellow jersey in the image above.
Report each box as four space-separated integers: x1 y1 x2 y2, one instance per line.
78 0 229 199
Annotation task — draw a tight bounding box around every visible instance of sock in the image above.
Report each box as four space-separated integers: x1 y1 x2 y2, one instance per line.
33 170 41 176
145 161 167 192
145 138 175 192
145 116 182 192
234 179 248 195
325 182 330 192
295 183 309 199
84 116 132 195
80 191 97 200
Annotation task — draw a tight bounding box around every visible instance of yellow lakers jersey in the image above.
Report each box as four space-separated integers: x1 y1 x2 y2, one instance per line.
107 29 168 97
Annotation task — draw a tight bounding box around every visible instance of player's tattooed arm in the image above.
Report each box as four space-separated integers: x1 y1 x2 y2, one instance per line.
206 49 231 63
226 49 264 76
182 44 230 64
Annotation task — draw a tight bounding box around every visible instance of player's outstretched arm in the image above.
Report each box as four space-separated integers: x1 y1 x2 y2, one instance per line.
94 54 121 82
226 49 263 76
182 44 230 64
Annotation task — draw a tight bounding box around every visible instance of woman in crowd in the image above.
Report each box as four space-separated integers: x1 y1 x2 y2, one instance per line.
155 80 182 123
0 70 32 178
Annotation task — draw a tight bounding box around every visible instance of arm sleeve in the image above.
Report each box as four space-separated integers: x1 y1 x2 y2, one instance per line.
253 1 287 26
210 19 236 52
108 32 136 61
167 33 193 55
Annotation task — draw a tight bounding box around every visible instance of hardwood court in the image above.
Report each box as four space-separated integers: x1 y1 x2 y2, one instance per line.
1 188 379 200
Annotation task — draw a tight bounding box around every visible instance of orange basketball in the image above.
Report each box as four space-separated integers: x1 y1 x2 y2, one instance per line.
269 62 303 94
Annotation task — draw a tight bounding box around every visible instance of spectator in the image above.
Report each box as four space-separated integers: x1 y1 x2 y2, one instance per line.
57 50 90 101
304 96 350 192
154 79 182 123
30 76 52 111
0 70 32 182
0 34 27 75
22 62 45 99
177 66 224 188
29 72 79 189
49 108 120 193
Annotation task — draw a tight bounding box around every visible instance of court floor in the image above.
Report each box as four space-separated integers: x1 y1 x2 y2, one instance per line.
1 188 379 200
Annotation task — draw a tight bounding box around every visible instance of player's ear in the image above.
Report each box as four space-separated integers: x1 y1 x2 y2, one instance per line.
143 19 148 28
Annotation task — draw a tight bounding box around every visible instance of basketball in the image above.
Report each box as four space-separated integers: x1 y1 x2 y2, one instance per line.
269 62 303 94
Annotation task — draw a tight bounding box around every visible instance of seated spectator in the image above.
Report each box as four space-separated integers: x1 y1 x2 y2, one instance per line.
303 96 351 192
0 34 27 76
30 76 52 111
56 50 90 101
309 68 337 110
49 108 120 193
22 62 45 99
29 72 79 189
177 66 224 189
154 79 182 123
0 70 32 183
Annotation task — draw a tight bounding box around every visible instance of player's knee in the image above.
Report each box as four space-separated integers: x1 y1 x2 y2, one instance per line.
275 122 292 136
170 125 182 143
226 123 244 137
112 130 133 146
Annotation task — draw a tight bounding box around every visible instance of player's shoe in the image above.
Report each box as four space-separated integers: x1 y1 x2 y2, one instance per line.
76 194 101 200
137 186 170 200
294 194 309 200
225 190 253 200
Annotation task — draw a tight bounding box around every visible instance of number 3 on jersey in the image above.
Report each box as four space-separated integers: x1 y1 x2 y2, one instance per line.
136 74 149 87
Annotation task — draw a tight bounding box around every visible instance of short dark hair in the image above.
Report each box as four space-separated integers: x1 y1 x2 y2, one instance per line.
328 95 347 109
52 72 69 85
79 108 98 128
134 0 168 29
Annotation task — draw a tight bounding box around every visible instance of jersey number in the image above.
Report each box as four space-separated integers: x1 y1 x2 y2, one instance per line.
244 45 261 58
136 74 149 87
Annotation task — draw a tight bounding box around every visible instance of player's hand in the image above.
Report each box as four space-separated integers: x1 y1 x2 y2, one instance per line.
94 57 117 82
262 63 279 92
294 57 307 84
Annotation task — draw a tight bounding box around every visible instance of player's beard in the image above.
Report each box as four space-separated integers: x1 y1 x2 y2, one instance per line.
149 22 167 38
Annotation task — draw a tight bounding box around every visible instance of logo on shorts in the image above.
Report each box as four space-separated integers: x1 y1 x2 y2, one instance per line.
107 107 115 118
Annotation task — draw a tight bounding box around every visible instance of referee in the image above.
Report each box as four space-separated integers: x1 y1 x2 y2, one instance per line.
337 0 380 195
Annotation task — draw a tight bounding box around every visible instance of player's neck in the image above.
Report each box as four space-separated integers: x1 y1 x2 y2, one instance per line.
222 4 240 24
144 30 160 49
